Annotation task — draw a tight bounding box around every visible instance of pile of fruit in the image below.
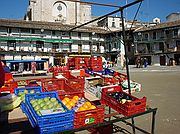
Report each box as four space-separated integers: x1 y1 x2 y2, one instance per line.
17 80 27 87
107 92 133 104
30 97 66 116
0 93 21 112
1 79 15 88
62 96 96 112
17 89 38 102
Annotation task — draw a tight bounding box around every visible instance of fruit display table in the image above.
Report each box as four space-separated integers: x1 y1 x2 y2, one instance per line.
1 102 157 134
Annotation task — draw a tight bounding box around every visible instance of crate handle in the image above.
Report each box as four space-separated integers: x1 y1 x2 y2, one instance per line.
135 102 141 105
85 113 92 116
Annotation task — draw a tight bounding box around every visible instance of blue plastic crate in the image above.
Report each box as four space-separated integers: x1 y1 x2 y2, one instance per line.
85 69 105 76
38 121 73 134
24 104 36 128
14 86 42 95
85 69 94 76
104 68 115 76
25 92 74 127
14 86 42 113
25 104 73 134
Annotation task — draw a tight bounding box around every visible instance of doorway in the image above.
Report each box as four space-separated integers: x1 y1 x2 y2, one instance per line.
160 55 166 65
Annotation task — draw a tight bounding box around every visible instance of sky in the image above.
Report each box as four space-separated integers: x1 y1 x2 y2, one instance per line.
0 0 179 22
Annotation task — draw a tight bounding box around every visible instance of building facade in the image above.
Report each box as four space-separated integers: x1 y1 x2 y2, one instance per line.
134 20 180 66
26 0 91 25
0 19 107 67
166 13 180 22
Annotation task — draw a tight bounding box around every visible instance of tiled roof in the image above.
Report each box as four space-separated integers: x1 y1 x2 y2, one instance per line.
0 19 109 34
134 20 180 32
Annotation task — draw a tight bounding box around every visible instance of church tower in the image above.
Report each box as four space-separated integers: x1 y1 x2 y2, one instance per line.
26 0 91 25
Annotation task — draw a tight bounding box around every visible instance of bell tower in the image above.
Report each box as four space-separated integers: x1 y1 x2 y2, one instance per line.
26 0 91 25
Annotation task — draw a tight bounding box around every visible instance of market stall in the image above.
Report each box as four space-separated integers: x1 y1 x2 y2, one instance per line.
0 0 157 134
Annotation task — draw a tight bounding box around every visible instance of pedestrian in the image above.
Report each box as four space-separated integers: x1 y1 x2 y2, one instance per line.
140 58 144 68
135 57 140 68
0 60 5 88
122 57 126 70
144 58 148 68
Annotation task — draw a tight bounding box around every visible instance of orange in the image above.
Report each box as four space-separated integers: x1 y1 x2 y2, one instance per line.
68 101 75 107
66 104 72 110
82 103 89 110
84 102 92 108
90 105 96 110
73 96 79 101
62 100 67 105
63 97 70 103
78 106 86 112
71 99 77 104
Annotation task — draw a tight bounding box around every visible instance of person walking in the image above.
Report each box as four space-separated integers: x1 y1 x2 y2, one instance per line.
144 58 148 68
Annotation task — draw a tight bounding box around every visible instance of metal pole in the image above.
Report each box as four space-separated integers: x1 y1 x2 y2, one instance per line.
151 110 157 134
69 0 143 31
62 0 122 8
120 9 131 94
131 117 136 134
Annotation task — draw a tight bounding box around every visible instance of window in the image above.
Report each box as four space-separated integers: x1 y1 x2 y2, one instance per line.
112 22 115 28
31 29 35 34
173 29 178 37
145 34 148 39
52 31 56 36
36 41 44 48
52 43 59 49
119 23 122 27
78 32 81 38
89 33 92 40
8 28 12 33
7 40 16 47
20 28 30 33
153 32 156 39
165 30 169 35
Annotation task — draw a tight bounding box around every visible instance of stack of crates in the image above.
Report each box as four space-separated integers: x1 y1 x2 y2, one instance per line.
67 57 89 70
14 86 42 112
60 94 105 129
74 57 88 70
41 78 84 100
89 56 103 71
0 73 17 93
67 58 75 70
24 92 74 134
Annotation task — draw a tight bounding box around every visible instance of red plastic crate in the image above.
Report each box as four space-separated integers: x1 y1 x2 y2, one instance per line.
60 95 105 129
103 76 121 85
4 73 13 81
42 78 84 100
62 71 77 79
101 85 146 116
65 78 84 91
0 81 17 93
41 78 64 92
16 78 46 87
91 66 103 71
74 104 104 128
113 72 128 82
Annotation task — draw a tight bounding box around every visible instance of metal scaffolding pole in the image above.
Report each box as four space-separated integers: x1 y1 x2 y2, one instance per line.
69 0 143 31
120 9 131 94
